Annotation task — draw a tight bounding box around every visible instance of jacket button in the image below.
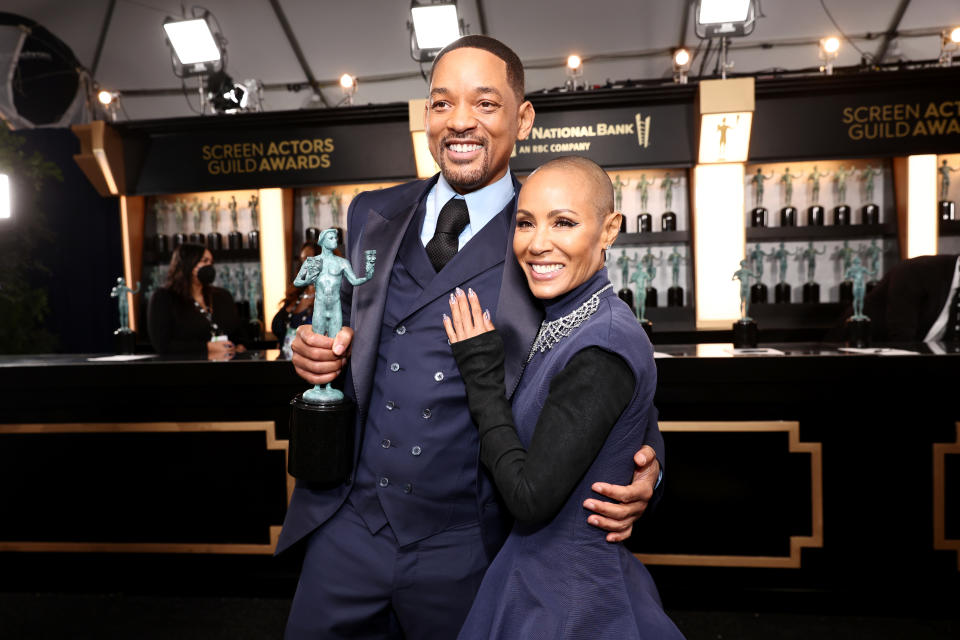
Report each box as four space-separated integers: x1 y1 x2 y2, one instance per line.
381 439 391 448
403 483 413 494
434 371 444 382
411 445 422 456
390 362 400 372
378 477 389 488
386 401 395 410
422 408 432 419
396 325 406 335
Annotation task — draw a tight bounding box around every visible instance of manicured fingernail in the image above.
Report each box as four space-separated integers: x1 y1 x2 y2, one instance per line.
455 287 465 297
468 287 475 297
449 293 456 304
483 309 490 320
443 313 449 322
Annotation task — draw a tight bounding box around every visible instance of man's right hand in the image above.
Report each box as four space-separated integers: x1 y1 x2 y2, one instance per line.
291 324 354 385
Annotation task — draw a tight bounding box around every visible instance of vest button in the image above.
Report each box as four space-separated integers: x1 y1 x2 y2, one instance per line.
390 362 400 372
396 325 406 335
378 477 389 488
381 439 391 449
411 445 422 456
403 483 413 494
422 408 432 419
385 401 396 411
434 371 444 382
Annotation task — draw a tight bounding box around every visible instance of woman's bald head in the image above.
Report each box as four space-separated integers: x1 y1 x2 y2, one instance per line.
528 156 615 220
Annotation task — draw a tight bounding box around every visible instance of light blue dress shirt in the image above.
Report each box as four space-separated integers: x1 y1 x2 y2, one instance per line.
420 170 516 250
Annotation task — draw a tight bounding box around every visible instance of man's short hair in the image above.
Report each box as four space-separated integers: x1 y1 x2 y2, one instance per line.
532 156 615 219
429 35 525 100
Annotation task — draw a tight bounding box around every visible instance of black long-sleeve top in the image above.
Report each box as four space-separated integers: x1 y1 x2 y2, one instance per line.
147 287 248 356
451 330 635 525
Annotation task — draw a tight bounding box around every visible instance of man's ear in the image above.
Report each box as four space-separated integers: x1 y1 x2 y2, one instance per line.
516 101 535 141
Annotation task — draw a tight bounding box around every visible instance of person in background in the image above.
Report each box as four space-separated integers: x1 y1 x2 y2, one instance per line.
147 242 248 358
272 242 321 358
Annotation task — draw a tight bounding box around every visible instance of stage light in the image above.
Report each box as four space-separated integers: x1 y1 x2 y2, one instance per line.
205 70 247 114
409 1 463 63
0 174 10 220
940 27 960 66
163 15 224 76
673 48 691 84
565 54 584 90
340 74 358 105
97 90 115 106
819 36 840 74
695 0 755 38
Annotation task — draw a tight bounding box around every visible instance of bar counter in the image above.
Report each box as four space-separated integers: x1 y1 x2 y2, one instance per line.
0 345 957 609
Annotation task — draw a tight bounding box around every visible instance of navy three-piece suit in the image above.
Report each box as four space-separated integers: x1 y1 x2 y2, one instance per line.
279 175 543 638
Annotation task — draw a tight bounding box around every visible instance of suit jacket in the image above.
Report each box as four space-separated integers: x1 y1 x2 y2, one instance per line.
276 174 542 554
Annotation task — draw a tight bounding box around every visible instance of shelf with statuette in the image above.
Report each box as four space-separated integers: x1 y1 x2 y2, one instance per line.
615 231 691 246
746 223 895 243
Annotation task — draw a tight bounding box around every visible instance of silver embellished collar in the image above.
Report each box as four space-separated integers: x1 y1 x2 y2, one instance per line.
526 283 612 363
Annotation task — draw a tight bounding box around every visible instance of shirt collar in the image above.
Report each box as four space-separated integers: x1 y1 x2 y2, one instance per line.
435 170 515 224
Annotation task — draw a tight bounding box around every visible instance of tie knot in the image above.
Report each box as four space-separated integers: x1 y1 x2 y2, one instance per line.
436 197 470 235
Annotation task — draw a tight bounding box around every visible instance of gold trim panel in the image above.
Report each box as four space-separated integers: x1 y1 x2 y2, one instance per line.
0 421 291 555
634 420 823 569
933 423 960 571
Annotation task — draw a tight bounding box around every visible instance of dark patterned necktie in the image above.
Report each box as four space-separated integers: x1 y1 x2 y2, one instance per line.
425 197 470 272
943 285 960 343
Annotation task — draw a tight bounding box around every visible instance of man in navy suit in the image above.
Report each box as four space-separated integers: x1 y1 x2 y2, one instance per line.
281 35 664 639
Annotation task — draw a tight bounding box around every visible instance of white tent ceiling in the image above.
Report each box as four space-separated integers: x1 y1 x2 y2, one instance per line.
4 0 960 121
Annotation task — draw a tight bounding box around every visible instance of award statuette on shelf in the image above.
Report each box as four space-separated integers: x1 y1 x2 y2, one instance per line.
861 239 882 292
660 173 678 232
152 201 169 253
110 276 140 354
800 241 826 303
172 198 187 249
639 248 661 308
844 256 875 348
732 260 759 348
630 261 654 337
666 246 685 307
771 242 795 304
616 252 636 311
938 159 958 221
612 175 629 232
749 167 774 227
188 197 205 244
747 244 770 303
206 197 223 251
806 166 828 226
246 266 263 341
288 229 376 485
779 167 801 227
227 196 243 250
835 240 856 304
832 165 853 225
304 192 321 243
635 175 653 232
247 194 261 250
859 165 881 225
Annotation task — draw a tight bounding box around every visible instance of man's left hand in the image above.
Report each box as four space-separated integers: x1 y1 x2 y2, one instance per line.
583 445 659 543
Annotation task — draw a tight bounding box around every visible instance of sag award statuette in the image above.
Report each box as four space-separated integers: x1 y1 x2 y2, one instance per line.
206 197 223 250
188 197 205 245
844 256 875 347
630 259 654 336
939 159 958 221
247 194 261 250
772 242 795 304
111 276 140 354
152 201 169 253
835 240 856 304
639 248 661 308
800 241 826 303
616 252 636 311
806 166 828 226
227 196 243 250
832 165 853 225
732 259 759 348
748 244 770 303
288 229 376 485
660 173 677 231
859 165 881 225
750 167 773 227
635 174 653 233
612 176 629 232
666 246 684 307
172 198 187 249
779 167 800 226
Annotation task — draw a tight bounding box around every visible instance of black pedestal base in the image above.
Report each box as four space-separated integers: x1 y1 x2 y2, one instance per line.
247 230 260 251
154 234 169 253
750 282 768 304
940 201 956 222
807 205 824 226
206 232 223 251
247 319 263 341
733 319 758 348
619 215 627 232
833 204 851 226
867 280 879 294
839 280 854 304
305 227 321 244
667 286 684 307
661 211 677 231
188 232 205 245
228 231 243 250
845 316 871 348
775 282 791 304
861 203 879 225
617 288 634 313
750 207 768 228
802 282 820 303
114 330 136 355
173 233 186 249
645 286 658 308
779 206 797 227
289 394 355 486
639 319 653 338
637 213 652 233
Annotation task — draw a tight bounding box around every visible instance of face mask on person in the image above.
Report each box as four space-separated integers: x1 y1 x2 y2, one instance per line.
197 265 216 285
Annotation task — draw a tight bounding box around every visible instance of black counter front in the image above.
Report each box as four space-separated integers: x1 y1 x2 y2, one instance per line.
0 346 957 610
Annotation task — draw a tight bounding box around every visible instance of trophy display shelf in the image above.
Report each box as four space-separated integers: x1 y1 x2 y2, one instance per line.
746 222 895 242
615 230 690 246
144 246 261 264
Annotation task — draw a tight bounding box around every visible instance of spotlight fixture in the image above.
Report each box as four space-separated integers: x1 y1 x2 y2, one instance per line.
97 90 116 106
819 36 840 75
163 11 225 77
408 1 464 63
673 48 691 84
0 173 9 220
96 89 121 121
205 70 247 114
565 54 584 90
940 27 960 66
339 74 357 105
694 0 756 39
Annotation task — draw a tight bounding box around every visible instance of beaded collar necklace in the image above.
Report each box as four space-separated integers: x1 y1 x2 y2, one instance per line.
525 283 612 363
